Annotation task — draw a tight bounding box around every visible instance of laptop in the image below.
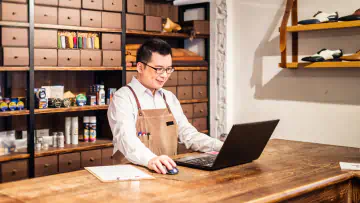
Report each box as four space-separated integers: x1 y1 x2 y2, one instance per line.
175 119 280 171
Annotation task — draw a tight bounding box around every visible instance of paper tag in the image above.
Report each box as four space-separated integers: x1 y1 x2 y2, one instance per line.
339 162 360 171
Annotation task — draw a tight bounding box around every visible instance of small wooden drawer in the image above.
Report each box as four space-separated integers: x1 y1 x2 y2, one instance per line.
178 71 193 85
126 14 144 31
0 2 28 22
181 104 193 119
82 0 102 10
193 85 207 99
177 86 192 100
3 47 29 66
164 71 178 87
193 117 207 132
81 149 102 168
81 10 101 28
58 8 80 26
193 71 207 85
127 0 144 14
81 50 101 67
1 27 28 47
34 29 57 48
35 5 58 25
102 33 121 50
35 0 58 6
3 0 27 3
35 155 58 177
104 0 122 12
164 86 177 96
59 152 81 173
59 0 81 8
145 16 162 32
103 50 121 67
102 148 120 166
193 102 208 118
1 160 28 183
58 49 80 66
126 71 137 84
35 49 57 66
102 12 121 29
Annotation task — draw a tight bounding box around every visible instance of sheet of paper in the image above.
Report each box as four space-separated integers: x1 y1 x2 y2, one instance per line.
85 165 155 182
339 162 360 171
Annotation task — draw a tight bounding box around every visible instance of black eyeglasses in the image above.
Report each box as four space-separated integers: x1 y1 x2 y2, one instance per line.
140 62 174 74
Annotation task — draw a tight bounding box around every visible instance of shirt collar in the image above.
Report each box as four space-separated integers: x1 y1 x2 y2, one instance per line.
129 76 164 97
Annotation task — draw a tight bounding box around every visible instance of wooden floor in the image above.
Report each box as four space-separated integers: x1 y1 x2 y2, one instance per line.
0 139 359 202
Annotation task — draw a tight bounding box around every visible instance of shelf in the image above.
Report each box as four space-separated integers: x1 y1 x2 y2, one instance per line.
126 30 209 38
180 99 208 104
0 21 29 28
0 67 29 71
0 110 29 117
287 20 360 32
35 139 113 157
35 67 123 71
35 24 122 33
127 67 208 71
34 105 108 115
0 151 29 162
280 62 360 69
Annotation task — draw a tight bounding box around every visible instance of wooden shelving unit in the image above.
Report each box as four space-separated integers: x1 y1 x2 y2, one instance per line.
126 29 209 39
280 62 360 69
35 24 122 33
0 21 29 28
0 67 30 71
0 151 29 162
34 105 109 115
127 67 209 71
0 110 30 117
180 99 208 104
287 20 360 32
34 67 123 71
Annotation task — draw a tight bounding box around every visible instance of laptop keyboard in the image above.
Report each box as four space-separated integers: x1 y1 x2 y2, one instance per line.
182 156 216 167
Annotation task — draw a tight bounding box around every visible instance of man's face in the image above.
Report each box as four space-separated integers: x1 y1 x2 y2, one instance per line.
137 52 172 90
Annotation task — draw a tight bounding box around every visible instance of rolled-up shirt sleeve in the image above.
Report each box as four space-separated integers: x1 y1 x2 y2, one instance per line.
107 88 156 167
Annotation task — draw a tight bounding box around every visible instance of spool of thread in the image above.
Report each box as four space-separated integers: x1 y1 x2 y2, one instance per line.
65 117 71 144
71 117 79 145
61 35 66 49
78 37 82 48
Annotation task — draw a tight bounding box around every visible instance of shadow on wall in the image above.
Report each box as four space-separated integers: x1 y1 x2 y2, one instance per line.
250 0 360 106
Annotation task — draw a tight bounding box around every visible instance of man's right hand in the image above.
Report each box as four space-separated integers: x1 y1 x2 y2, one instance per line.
148 155 177 174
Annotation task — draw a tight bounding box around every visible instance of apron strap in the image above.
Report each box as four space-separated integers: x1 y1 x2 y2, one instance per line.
162 93 173 114
126 85 142 111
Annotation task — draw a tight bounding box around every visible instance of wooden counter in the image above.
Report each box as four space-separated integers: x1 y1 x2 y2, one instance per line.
0 139 359 202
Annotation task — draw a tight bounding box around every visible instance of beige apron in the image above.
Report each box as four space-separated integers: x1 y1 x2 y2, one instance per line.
113 85 178 164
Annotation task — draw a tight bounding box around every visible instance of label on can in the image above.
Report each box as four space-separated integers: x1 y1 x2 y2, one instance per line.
0 102 8 111
8 102 17 111
17 101 24 110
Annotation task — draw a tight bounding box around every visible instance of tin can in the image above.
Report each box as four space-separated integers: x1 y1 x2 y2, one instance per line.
8 98 18 111
0 101 8 111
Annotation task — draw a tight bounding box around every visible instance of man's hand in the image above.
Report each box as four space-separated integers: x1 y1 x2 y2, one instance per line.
148 155 177 174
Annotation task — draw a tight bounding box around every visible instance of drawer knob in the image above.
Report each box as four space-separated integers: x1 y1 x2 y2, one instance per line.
89 58 93 61
67 16 71 20
68 160 72 165
169 78 172 80
14 56 18 59
199 92 203 95
184 77 187 80
90 157 95 162
110 58 114 61
12 12 16 15
12 169 17 175
183 93 187 95
112 2 115 5
135 4 138 7
91 0 94 2
12 37 16 40
43 57 47 60
200 110 204 113
67 57 71 61
44 164 50 168
110 41 114 44
184 110 188 113
90 18 93 21
44 14 48 17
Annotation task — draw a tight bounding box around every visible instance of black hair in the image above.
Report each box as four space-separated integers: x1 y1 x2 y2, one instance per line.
136 38 172 63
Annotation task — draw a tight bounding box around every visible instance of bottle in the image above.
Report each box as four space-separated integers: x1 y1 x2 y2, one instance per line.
83 116 90 142
57 132 64 148
89 116 96 142
52 132 58 147
98 85 105 105
71 117 79 145
65 117 71 144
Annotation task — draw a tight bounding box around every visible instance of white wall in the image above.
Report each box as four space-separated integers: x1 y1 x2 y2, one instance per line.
226 0 360 148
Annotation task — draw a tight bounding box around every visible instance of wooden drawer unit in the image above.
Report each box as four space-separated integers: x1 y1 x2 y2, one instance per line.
164 86 176 96
193 71 207 85
81 10 101 28
177 86 192 100
35 5 58 25
193 102 208 118
3 0 27 3
126 14 144 31
126 71 137 84
82 0 102 10
59 0 81 8
58 8 80 26
164 71 177 87
35 0 58 6
104 0 122 12
181 104 193 119
2 47 29 66
127 0 144 14
145 16 162 32
1 160 28 183
81 149 102 168
0 2 28 22
178 71 193 85
103 50 121 67
193 85 207 99
35 49 57 66
102 148 121 166
1 27 28 47
35 155 58 177
193 117 207 132
81 50 101 67
58 49 80 66
59 152 81 173
102 12 121 29
34 29 57 48
102 33 121 50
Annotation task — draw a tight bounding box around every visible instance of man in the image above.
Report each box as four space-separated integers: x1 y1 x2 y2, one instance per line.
107 38 223 174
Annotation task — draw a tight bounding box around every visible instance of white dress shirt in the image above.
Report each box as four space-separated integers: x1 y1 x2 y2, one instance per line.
107 76 223 167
